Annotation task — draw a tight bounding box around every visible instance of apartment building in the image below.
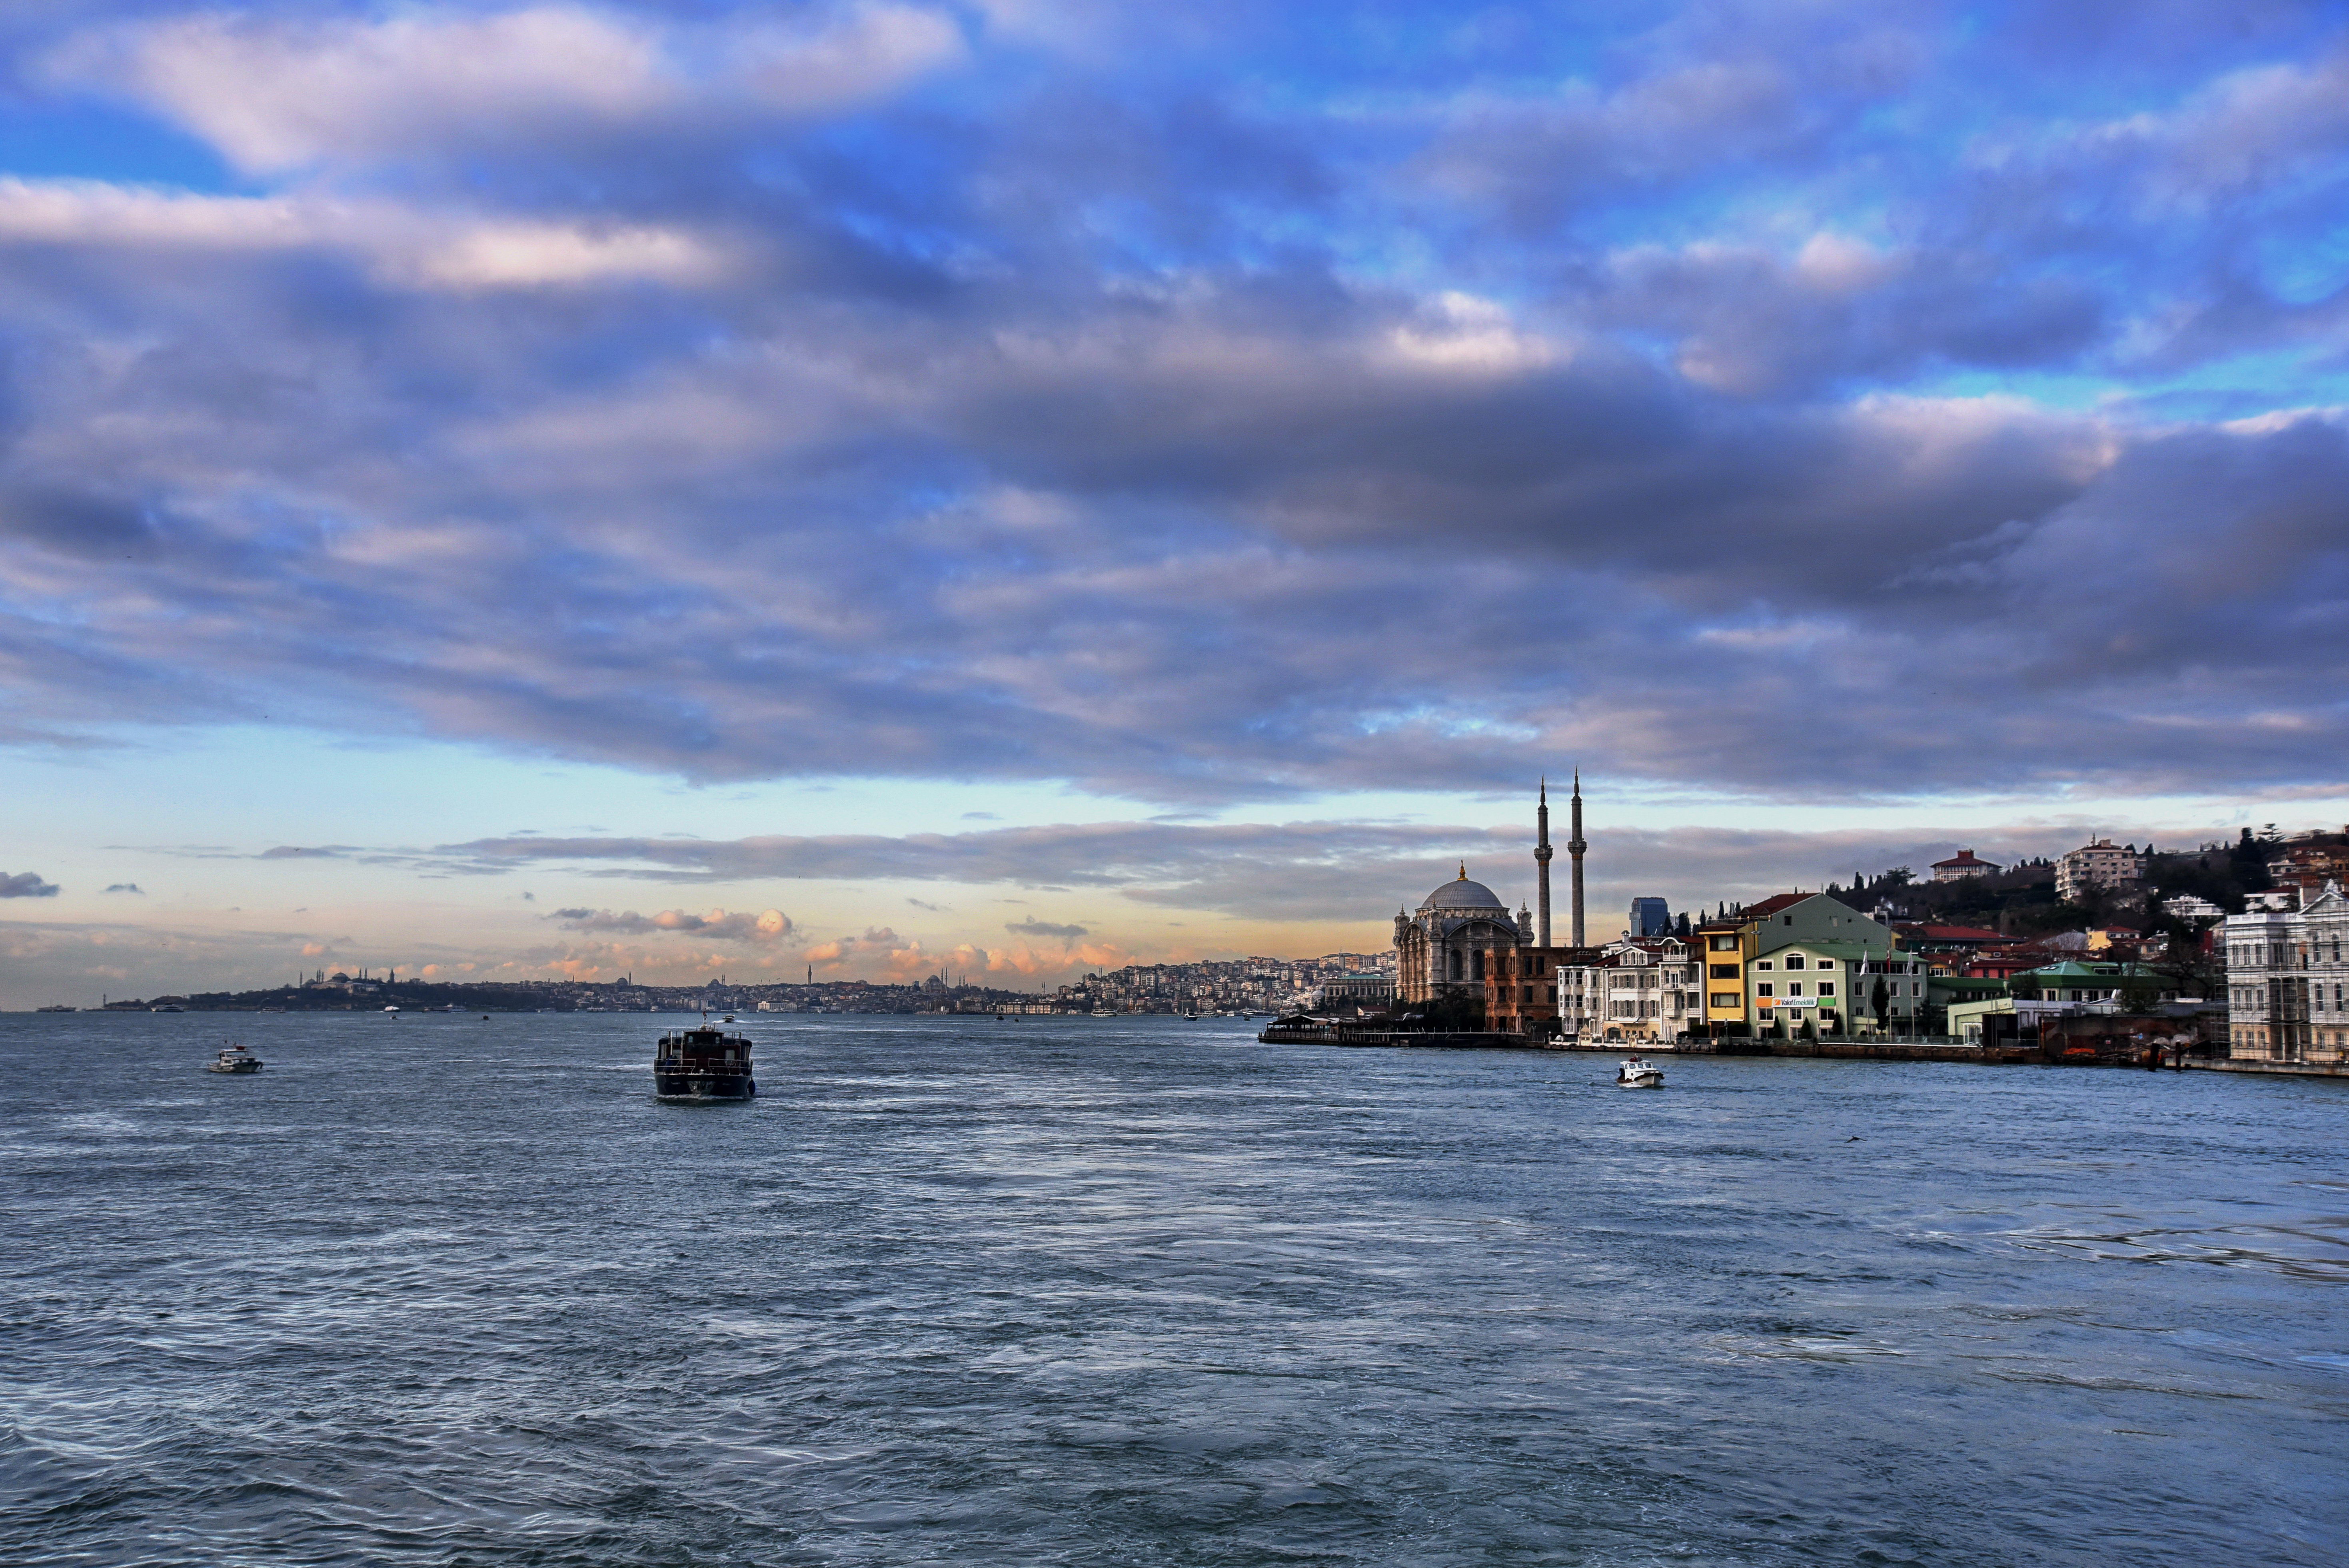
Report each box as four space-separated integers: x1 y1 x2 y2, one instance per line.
2056 839 2147 903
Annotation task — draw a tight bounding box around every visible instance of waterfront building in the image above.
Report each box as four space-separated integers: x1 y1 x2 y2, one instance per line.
1482 941 1601 1034
1583 936 1702 1043
1746 938 1925 1037
2226 883 2349 1063
1692 893 1896 1034
2056 839 2147 903
1695 915 1748 1033
1316 972 1394 1012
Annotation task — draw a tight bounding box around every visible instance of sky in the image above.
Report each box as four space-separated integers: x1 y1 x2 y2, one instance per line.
3 0 2347 1005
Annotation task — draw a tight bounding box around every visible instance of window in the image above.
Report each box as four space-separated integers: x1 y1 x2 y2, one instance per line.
1472 949 1485 981
1818 982 1836 997
1784 954 1806 970
1912 983 1922 997
1788 982 1805 997
1784 915 1794 926
1756 960 1774 971
1758 983 1774 997
1710 992 1740 1009
1710 934 1738 951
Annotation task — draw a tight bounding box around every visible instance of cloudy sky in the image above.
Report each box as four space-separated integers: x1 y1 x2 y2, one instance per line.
3 0 2347 1004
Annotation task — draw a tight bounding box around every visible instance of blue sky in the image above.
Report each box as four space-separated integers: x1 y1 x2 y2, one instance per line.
3 1 2347 1003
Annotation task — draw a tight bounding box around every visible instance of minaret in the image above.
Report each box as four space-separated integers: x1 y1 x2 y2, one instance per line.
1568 768 1588 946
1534 779 1553 948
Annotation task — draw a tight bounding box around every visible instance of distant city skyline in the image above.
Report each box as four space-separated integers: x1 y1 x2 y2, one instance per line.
4 3 2347 1005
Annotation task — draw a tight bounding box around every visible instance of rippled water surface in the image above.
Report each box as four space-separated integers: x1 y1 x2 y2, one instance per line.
4 1013 2346 1566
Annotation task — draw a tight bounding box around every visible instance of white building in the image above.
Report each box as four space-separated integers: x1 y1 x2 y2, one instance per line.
1580 937 1702 1044
2223 884 2349 1064
1931 849 2001 882
2162 893 2225 923
2057 839 2147 903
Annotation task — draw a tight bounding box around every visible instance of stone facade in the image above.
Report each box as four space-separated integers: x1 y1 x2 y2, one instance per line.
2227 883 2349 1063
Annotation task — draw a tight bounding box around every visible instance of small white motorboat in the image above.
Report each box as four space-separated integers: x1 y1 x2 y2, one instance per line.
207 1043 264 1075
1616 1056 1664 1089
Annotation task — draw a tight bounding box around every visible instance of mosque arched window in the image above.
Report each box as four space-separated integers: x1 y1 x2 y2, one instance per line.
1449 948 1463 981
1472 949 1486 981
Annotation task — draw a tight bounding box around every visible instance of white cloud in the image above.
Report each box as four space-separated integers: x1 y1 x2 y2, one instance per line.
52 4 965 172
0 178 734 291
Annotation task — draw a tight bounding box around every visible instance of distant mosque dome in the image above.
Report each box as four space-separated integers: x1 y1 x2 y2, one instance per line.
1419 866 1507 913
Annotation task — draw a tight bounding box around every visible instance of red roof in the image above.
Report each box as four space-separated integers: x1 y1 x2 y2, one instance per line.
1932 849 2000 869
1739 892 1812 919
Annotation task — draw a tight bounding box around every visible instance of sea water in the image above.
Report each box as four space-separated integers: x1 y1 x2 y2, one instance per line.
2 1011 2344 1565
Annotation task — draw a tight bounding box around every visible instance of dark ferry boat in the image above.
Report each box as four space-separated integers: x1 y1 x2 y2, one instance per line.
653 1019 757 1101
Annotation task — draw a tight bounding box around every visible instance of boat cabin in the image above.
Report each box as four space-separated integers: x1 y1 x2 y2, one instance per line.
656 1025 753 1070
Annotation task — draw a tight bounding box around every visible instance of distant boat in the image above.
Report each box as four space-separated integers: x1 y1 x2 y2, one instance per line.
150 1004 184 1013
35 1004 76 1013
384 1005 400 1016
207 1043 263 1075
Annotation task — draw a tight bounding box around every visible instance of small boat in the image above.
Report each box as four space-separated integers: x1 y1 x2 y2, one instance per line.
1616 1057 1664 1089
653 1020 756 1102
207 1043 264 1074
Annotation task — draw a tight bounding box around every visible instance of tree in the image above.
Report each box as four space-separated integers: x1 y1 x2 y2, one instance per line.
1872 972 1891 1032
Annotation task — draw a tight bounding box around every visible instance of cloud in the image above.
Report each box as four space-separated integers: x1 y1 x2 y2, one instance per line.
102 882 144 894
549 906 793 942
0 178 736 292
52 4 966 173
0 872 60 898
1005 917 1089 939
0 0 2341 822
801 925 903 968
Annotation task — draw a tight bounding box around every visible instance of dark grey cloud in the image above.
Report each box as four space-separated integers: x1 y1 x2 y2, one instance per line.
549 906 794 941
0 1 2341 812
0 870 59 897
1005 918 1088 940
102 882 143 893
421 813 2229 925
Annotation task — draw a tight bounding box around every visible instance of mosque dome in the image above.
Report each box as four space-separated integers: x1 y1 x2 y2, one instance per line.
1419 867 1507 913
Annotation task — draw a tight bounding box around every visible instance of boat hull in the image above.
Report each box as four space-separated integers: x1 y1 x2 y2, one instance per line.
654 1069 756 1101
208 1062 263 1074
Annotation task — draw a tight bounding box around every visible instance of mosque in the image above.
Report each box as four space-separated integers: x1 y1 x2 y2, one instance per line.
1393 774 1589 1011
